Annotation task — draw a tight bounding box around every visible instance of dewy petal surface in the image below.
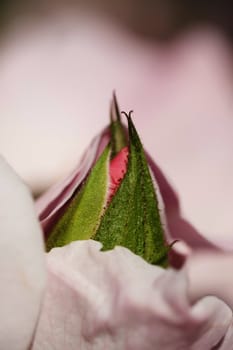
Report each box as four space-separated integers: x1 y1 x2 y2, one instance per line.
0 157 46 350
33 241 232 350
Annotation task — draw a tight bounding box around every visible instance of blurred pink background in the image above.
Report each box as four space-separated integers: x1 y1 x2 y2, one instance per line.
0 7 233 247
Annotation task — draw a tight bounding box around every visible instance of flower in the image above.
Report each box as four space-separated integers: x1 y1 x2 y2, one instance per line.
42 96 171 267
32 97 233 349
1 17 233 247
36 96 217 260
1 97 233 349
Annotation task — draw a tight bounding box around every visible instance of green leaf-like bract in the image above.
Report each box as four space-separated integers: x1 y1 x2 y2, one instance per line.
46 146 110 252
95 117 169 267
110 93 127 157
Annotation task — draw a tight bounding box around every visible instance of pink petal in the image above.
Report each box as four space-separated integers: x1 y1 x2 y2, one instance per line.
109 146 129 199
219 323 233 350
186 251 233 349
187 251 233 312
148 155 219 251
0 157 46 350
33 241 231 349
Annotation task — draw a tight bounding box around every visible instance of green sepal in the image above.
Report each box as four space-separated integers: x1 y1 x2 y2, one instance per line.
94 116 169 267
46 146 111 252
110 93 127 157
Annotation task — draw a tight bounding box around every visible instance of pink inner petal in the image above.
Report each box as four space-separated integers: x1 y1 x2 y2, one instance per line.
108 146 129 201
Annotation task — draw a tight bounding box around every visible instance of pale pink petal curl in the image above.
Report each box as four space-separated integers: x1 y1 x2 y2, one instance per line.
33 241 232 350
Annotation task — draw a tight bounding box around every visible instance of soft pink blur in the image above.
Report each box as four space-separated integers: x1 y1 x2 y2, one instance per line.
0 12 233 247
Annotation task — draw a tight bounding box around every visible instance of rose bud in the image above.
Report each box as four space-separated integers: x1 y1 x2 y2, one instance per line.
30 95 233 350
36 94 215 267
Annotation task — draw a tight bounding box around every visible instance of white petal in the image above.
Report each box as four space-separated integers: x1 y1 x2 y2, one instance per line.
0 157 46 350
33 241 231 349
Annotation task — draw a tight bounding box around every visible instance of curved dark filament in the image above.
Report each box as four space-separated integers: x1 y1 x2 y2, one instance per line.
121 110 134 119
